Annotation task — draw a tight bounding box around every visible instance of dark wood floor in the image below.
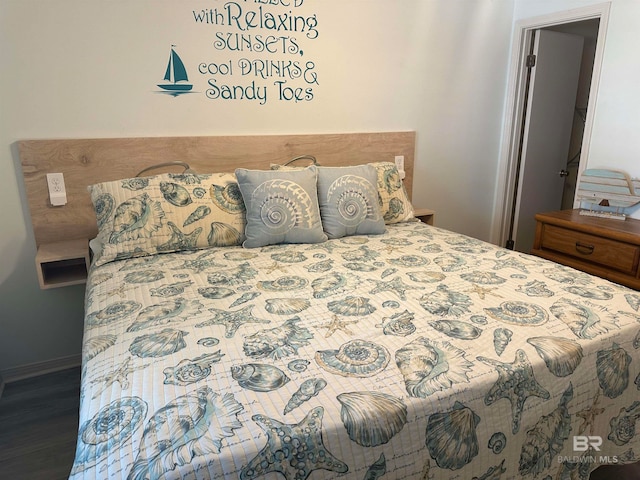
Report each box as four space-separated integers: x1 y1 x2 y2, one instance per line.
0 367 638 480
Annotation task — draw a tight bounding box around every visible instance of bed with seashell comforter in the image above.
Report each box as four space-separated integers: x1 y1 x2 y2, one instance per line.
71 213 640 479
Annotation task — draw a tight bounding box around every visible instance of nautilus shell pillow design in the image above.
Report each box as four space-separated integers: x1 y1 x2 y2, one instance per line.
88 172 246 266
235 166 328 248
316 165 385 239
369 162 415 224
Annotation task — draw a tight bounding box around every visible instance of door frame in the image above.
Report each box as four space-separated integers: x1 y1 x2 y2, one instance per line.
491 2 610 247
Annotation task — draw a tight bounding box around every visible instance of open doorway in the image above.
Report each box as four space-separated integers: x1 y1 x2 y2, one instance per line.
493 4 610 252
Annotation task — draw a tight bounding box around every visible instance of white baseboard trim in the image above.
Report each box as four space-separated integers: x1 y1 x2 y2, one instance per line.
0 354 82 386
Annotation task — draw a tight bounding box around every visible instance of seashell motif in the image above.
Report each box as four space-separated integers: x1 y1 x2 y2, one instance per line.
121 177 149 191
284 378 327 414
128 387 243 480
192 187 206 198
243 317 313 360
430 320 482 340
129 328 188 358
87 300 141 327
383 197 405 222
337 391 407 447
183 205 211 226
596 343 632 398
550 298 615 339
518 384 573 476
271 251 307 263
198 286 236 299
407 270 446 283
608 401 640 446
425 401 480 470
625 293 640 311
433 253 467 272
231 363 290 392
326 175 380 227
255 179 316 233
340 245 379 262
316 339 390 378
210 182 246 213
207 262 257 286
377 310 416 336
488 432 506 454
460 271 506 285
419 284 472 317
71 397 147 474
493 328 512 356
485 301 548 326
389 255 429 267
364 453 386 480
381 267 398 278
197 337 219 347
230 291 260 308
311 272 360 298
208 221 243 247
93 193 114 228
382 300 400 309
149 280 193 297
396 337 473 397
265 297 310 315
526 336 583 377
565 285 613 300
344 262 378 272
470 315 488 325
327 296 376 316
257 275 308 292
123 269 165 284
306 259 333 272
163 351 225 386
472 460 506 480
83 334 117 362
168 172 203 184
516 280 554 297
287 359 310 372
157 222 202 251
109 194 165 244
160 181 192 206
127 299 201 332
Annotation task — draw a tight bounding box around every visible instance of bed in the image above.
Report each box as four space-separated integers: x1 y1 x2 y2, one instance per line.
18 133 640 480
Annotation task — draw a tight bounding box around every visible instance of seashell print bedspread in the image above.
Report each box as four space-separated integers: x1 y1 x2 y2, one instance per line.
71 222 640 480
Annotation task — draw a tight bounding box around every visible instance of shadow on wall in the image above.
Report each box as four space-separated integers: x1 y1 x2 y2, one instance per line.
0 143 85 374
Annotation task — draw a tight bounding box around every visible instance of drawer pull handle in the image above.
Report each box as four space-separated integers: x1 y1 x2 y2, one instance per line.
575 242 594 255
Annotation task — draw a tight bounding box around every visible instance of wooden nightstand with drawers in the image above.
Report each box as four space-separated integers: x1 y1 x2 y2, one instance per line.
531 209 640 290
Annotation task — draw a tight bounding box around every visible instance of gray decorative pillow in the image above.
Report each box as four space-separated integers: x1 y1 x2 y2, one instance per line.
316 165 385 239
369 162 415 224
235 166 327 248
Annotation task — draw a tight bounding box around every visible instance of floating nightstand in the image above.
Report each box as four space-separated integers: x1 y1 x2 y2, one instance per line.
35 238 90 289
413 208 435 226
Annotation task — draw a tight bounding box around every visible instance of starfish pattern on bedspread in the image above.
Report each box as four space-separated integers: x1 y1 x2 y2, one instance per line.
240 406 348 480
195 305 271 338
477 349 550 434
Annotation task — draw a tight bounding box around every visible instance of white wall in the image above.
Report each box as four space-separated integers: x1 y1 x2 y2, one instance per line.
0 0 514 372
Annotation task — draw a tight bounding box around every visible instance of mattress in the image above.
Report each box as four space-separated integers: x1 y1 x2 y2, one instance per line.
70 221 640 479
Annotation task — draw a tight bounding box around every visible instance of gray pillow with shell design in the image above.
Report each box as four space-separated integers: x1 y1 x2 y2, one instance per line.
88 172 246 266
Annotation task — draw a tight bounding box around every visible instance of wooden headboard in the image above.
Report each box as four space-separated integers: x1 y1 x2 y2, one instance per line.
19 132 415 247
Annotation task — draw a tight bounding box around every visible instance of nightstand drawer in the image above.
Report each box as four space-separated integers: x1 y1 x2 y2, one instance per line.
540 224 639 274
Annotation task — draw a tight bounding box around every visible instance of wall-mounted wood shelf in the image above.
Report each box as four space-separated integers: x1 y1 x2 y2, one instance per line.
413 207 435 225
35 239 90 289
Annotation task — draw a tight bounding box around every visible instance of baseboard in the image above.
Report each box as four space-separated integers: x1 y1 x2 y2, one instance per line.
0 354 82 386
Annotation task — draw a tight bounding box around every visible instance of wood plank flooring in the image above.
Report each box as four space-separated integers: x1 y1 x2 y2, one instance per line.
0 367 638 480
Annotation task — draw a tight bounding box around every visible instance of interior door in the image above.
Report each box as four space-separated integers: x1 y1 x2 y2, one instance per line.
513 29 584 253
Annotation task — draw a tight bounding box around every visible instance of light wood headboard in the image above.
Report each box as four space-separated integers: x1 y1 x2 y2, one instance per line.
19 132 415 247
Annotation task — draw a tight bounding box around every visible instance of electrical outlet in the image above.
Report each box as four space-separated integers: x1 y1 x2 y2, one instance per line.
46 173 67 206
394 155 406 179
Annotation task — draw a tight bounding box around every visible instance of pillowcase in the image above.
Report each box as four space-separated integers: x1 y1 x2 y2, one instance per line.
88 172 246 266
369 162 415 224
316 165 385 239
235 166 327 248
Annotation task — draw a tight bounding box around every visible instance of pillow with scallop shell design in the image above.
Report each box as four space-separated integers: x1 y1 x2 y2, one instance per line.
235 166 328 248
368 162 415 224
88 172 246 266
316 165 385 239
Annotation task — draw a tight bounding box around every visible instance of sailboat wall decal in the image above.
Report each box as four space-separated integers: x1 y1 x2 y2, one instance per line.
158 46 192 94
